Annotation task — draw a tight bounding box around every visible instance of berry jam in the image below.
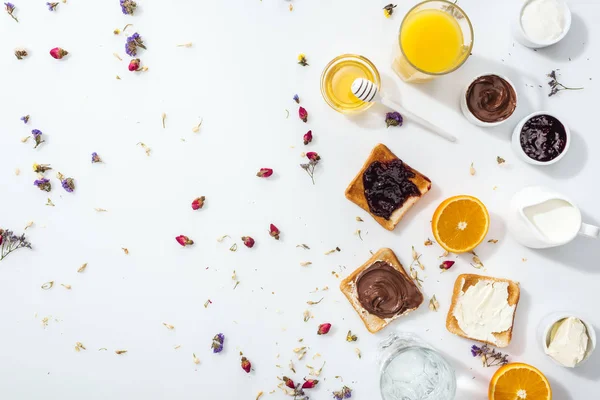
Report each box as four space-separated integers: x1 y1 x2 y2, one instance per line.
363 159 421 220
520 115 567 162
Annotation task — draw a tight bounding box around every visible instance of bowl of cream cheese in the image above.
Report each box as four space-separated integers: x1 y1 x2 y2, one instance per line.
513 0 572 48
539 313 596 368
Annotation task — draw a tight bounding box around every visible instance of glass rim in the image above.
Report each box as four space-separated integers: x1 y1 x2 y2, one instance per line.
320 53 381 114
398 0 474 76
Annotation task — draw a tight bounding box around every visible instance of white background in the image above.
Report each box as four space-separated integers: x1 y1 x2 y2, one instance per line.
1 0 599 399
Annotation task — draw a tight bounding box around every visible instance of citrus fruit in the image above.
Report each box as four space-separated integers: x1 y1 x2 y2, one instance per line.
489 362 552 400
431 195 489 253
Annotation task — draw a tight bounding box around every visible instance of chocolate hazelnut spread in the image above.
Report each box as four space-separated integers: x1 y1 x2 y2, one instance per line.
363 159 423 220
466 75 517 123
356 261 423 319
520 114 567 162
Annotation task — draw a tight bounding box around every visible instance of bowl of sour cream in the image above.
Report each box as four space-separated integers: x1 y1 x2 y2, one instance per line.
513 0 572 48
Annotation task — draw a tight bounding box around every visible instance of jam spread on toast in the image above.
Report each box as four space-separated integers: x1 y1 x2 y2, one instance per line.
356 261 423 319
363 159 422 220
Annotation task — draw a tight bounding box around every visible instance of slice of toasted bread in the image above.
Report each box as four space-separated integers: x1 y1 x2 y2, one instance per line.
446 274 520 348
340 248 423 333
345 143 431 231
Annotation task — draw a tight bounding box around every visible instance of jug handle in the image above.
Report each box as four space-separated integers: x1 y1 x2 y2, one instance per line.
579 223 600 239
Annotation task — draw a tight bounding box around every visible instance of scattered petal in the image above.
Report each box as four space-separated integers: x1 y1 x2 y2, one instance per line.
429 295 439 311
470 162 476 176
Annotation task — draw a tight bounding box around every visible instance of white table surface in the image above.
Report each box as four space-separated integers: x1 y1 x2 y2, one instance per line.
1 0 599 399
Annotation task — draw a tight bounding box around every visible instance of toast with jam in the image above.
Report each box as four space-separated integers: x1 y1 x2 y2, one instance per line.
345 143 432 230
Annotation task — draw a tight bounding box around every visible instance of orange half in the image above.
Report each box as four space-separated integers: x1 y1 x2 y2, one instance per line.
489 363 552 400
431 195 489 253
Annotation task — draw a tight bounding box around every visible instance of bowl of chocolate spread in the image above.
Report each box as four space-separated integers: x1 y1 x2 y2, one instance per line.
511 111 571 165
460 74 518 127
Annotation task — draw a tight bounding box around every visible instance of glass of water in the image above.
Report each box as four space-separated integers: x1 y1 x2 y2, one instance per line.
379 332 456 400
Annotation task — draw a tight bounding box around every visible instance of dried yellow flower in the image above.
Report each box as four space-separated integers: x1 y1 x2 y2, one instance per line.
193 353 200 364
61 284 72 290
355 348 362 359
75 342 86 352
41 281 54 290
300 261 312 267
163 323 175 330
176 42 193 48
356 216 363 222
192 118 203 133
161 113 166 128
217 235 230 242
113 52 122 61
424 238 433 246
94 208 107 212
303 310 311 322
15 168 20 176
488 239 498 244
306 298 323 305
24 221 33 230
21 136 31 143
122 248 129 255
137 142 151 156
469 162 476 176
429 295 439 311
256 391 264 400
115 350 128 355
497 156 506 165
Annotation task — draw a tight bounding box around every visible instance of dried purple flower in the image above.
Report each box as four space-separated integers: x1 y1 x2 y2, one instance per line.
32 129 44 149
293 94 300 103
20 115 29 124
0 228 32 261
34 178 51 192
120 0 137 15
61 177 75 193
125 33 146 57
385 111 403 127
91 152 102 163
4 2 18 22
300 152 321 185
211 333 225 353
333 385 352 399
470 344 509 367
547 70 583 97
46 2 58 11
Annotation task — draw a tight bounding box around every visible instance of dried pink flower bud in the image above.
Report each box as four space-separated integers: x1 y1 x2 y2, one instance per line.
241 236 255 248
303 130 313 145
317 323 331 335
128 58 141 71
256 168 273 178
298 106 308 123
283 376 295 389
241 356 251 373
306 152 320 162
302 379 319 389
176 235 194 247
191 196 205 210
49 47 68 59
269 224 280 240
439 260 455 270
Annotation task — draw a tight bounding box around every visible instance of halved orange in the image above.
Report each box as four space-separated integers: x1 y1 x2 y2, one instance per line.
431 195 489 253
489 363 552 400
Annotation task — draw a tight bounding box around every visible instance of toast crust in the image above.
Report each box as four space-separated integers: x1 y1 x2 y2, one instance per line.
345 144 431 231
340 248 423 333
446 274 520 347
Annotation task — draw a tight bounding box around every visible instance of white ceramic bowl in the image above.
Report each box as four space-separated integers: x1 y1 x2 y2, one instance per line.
460 73 517 127
538 312 596 368
513 0 572 49
511 111 571 166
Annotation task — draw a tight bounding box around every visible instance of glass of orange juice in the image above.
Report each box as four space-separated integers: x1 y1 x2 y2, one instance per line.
392 0 474 83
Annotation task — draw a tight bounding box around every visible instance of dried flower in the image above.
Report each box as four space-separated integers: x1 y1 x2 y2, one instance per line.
20 115 29 124
297 244 310 249
4 2 17 22
241 236 255 248
303 130 313 145
46 198 55 207
74 342 86 351
61 283 71 290
383 3 397 18
46 2 58 11
293 94 300 103
176 235 194 247
137 142 151 156
547 70 583 97
346 330 357 342
429 295 439 311
120 0 137 15
33 163 52 173
469 162 476 176
471 254 484 269
31 129 44 149
122 248 129 254
193 353 200 364
302 379 318 389
14 49 27 60
115 350 128 355
191 196 205 210
125 33 146 57
300 152 321 185
128 58 141 71
192 118 203 133
488 239 498 244
424 238 434 246
269 224 280 240
211 333 224 353
300 261 312 267
471 344 509 367
385 111 403 127
49 47 68 59
317 323 331 335
34 178 51 192
77 263 87 273
229 243 238 252
163 322 175 330
241 355 251 373
333 385 352 399
496 156 505 165
41 281 54 290
283 376 295 389
256 168 273 178
439 260 455 270
297 53 308 66
91 152 102 163
298 106 308 122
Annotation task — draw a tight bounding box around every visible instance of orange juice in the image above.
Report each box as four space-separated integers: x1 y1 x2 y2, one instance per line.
400 9 464 74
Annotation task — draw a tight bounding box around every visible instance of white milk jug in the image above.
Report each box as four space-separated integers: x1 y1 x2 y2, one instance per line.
507 186 599 249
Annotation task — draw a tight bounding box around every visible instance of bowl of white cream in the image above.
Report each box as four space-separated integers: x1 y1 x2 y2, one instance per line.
539 313 596 368
514 0 572 48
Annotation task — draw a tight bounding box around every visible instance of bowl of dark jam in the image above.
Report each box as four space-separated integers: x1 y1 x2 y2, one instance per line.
512 111 570 165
